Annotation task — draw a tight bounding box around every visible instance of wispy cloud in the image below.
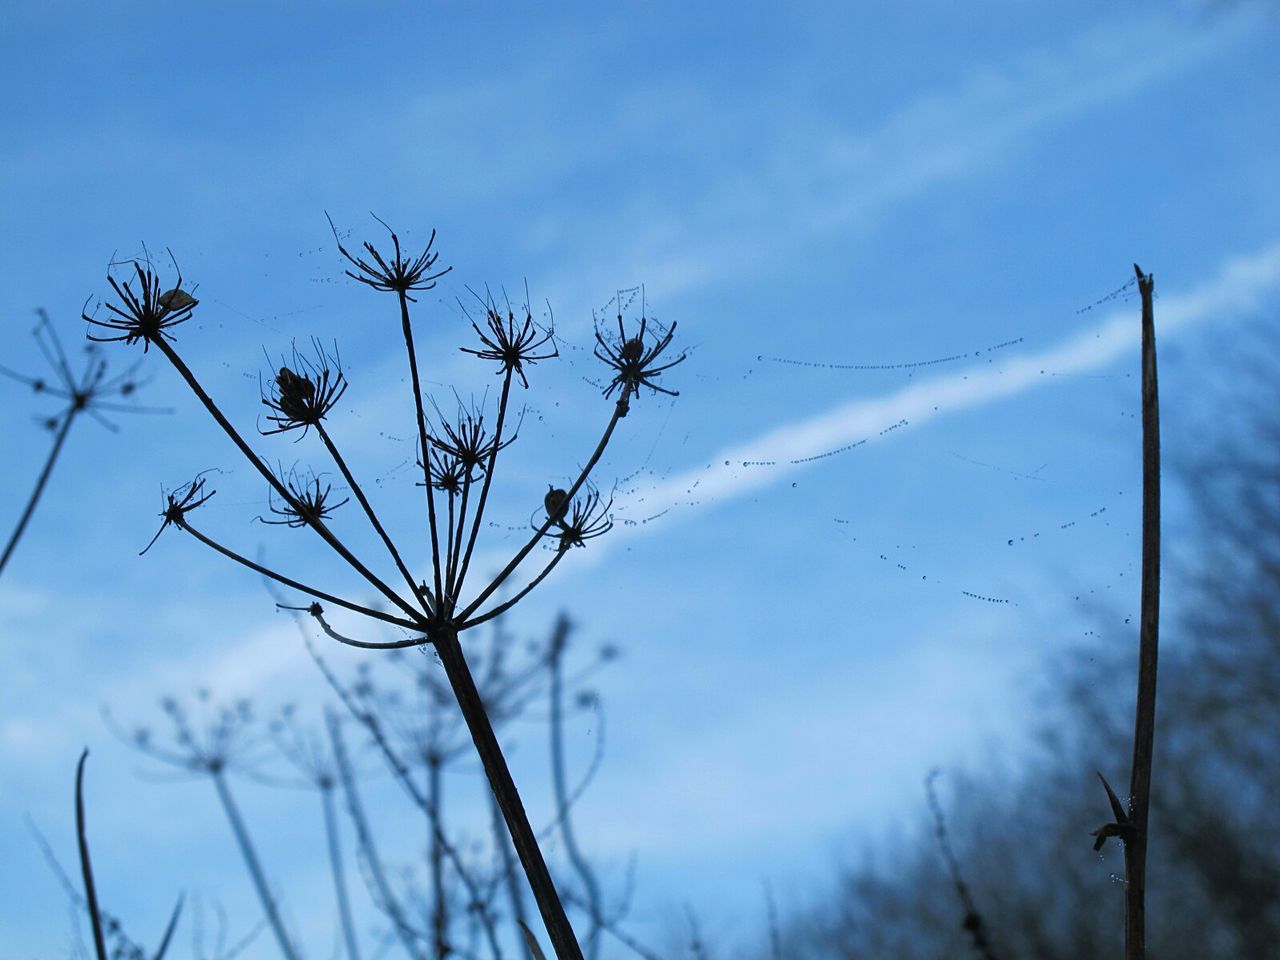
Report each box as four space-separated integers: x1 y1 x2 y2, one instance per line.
556 12 1257 303
618 243 1280 525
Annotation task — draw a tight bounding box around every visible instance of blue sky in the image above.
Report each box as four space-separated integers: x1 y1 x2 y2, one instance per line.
2 1 1279 955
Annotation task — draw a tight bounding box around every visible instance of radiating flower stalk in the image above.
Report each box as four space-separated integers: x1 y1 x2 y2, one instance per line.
82 220 685 960
0 312 165 578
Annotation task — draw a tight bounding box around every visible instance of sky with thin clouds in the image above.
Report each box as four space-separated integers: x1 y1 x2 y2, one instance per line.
2 1 1278 955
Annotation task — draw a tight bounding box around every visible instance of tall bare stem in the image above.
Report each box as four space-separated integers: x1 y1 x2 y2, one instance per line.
1124 264 1162 960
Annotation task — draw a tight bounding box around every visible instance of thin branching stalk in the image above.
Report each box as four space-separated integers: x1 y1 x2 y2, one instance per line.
450 370 514 604
458 405 625 622
210 768 301 960
85 233 684 960
1125 264 1162 960
328 711 430 960
0 410 74 577
153 337 422 623
320 775 362 960
397 288 447 609
547 618 602 960
316 420 431 612
182 521 419 630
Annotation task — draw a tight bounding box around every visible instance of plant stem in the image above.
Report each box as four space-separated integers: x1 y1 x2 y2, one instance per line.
317 422 432 614
74 750 109 960
460 404 624 623
321 782 361 960
432 628 583 960
548 618 602 960
327 710 429 960
210 769 301 960
1125 264 1161 960
1 408 75 578
451 370 513 605
428 757 448 960
396 290 445 610
489 789 534 960
182 521 420 631
154 338 422 623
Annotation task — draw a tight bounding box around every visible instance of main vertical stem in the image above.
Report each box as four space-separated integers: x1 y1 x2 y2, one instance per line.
433 629 583 960
1125 264 1161 960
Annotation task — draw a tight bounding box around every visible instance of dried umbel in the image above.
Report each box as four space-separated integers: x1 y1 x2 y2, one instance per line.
460 292 559 388
84 258 198 352
1 313 164 578
260 341 348 437
262 470 348 528
593 306 686 415
83 216 685 960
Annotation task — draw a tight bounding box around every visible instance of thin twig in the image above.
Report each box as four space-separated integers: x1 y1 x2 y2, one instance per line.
0 410 75 577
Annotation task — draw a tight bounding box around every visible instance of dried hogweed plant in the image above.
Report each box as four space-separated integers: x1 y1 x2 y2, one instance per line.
107 692 302 960
82 218 685 960
0 311 165 578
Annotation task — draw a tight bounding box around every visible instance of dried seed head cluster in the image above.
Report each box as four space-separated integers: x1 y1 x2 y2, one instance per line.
84 217 687 960
328 212 450 300
547 487 614 551
141 476 215 555
260 341 348 437
593 308 686 415
263 469 348 528
84 259 198 352
430 407 512 475
460 292 559 388
83 224 684 632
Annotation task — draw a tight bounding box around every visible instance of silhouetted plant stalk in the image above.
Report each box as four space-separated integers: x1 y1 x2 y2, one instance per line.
110 694 302 960
547 615 603 960
924 769 1002 960
309 637 504 958
0 313 163 578
328 708 431 960
83 220 684 960
69 750 183 960
1091 265 1161 960
268 705 361 960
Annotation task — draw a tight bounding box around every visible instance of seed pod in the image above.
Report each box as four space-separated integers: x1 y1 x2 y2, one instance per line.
544 486 569 523
158 288 196 311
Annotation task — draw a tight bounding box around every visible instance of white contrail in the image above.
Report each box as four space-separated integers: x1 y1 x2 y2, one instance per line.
621 244 1280 522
